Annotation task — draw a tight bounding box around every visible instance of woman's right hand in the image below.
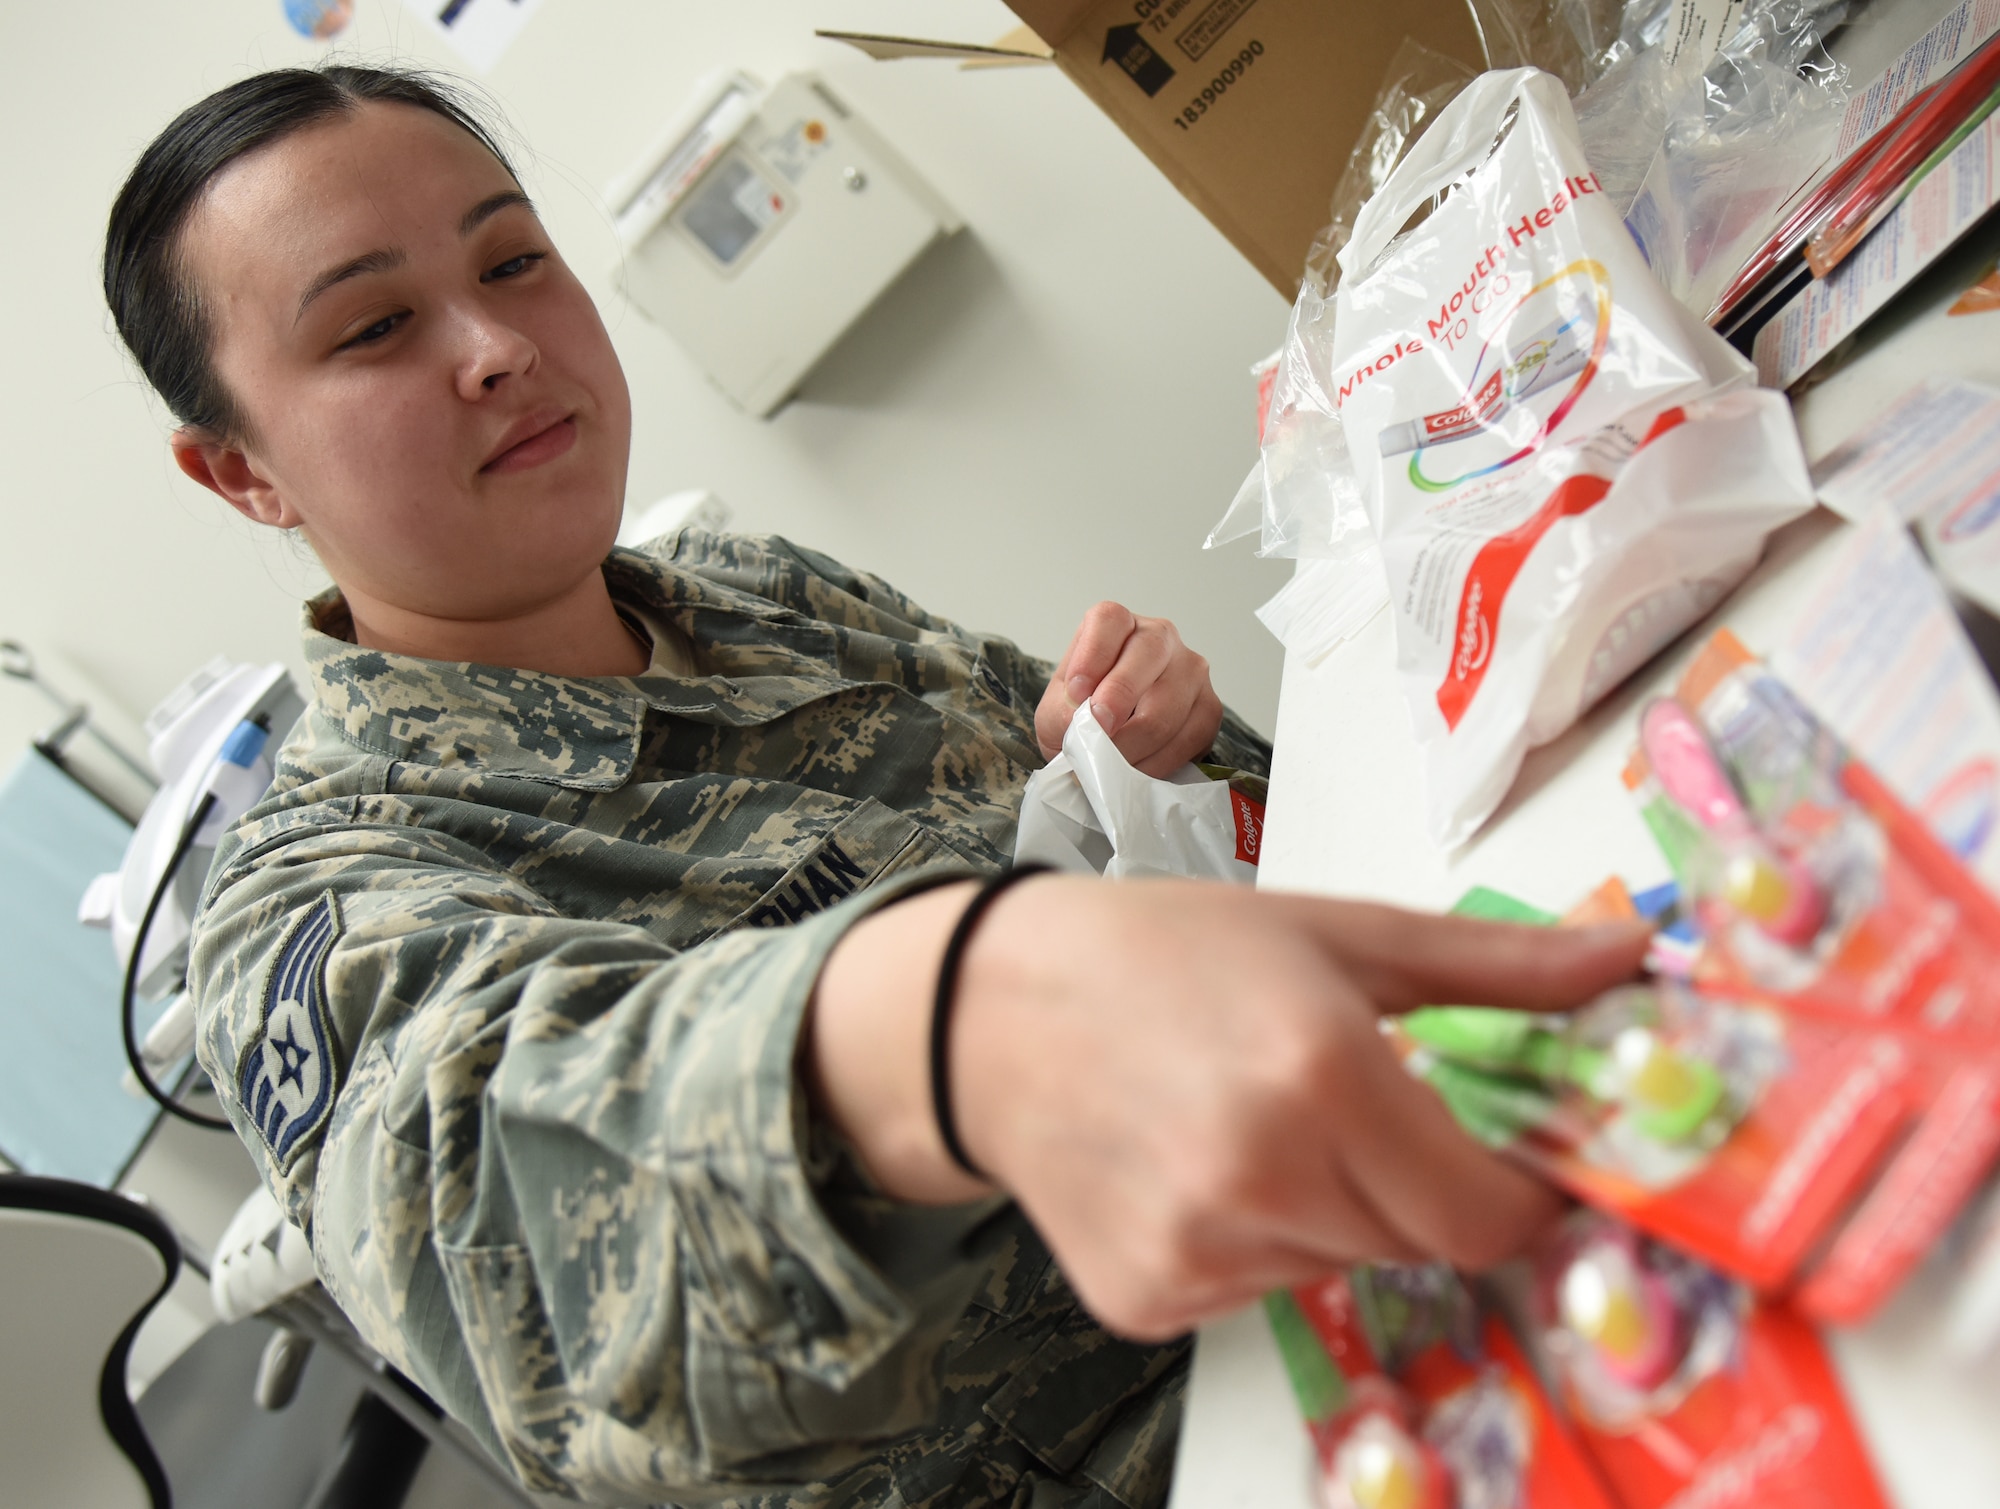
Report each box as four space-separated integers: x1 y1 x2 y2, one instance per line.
808 874 1651 1342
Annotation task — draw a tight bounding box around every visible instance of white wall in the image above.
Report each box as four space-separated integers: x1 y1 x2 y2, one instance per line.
0 0 1294 768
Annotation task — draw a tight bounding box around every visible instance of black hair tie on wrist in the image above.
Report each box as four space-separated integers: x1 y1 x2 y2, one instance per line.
931 864 1054 1182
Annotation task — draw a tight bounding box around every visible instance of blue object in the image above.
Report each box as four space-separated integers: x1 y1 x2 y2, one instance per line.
236 895 340 1168
282 0 354 40
1631 880 1681 920
218 720 268 769
0 751 165 1185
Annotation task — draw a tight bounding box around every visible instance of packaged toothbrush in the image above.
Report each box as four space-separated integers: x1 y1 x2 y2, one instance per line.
1616 631 2000 1320
1624 629 2000 1040
1392 980 1912 1292
1535 1213 1891 1509
1266 1264 1616 1509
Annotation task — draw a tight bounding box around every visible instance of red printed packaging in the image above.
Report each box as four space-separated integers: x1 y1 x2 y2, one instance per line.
1393 979 1914 1296
1626 629 2000 1044
1536 1214 1891 1509
1266 1265 1617 1509
1620 630 2000 1320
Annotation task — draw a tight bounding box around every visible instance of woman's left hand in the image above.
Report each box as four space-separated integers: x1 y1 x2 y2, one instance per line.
1036 602 1225 776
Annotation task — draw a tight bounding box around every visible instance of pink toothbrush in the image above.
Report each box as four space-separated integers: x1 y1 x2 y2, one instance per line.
1640 699 1826 947
1556 1226 1686 1392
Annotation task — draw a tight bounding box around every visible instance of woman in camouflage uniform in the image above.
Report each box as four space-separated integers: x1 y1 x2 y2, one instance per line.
103 66 1649 1508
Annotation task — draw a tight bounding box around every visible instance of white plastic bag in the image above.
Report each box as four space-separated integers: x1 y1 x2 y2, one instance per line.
1013 703 1263 883
1329 68 1813 848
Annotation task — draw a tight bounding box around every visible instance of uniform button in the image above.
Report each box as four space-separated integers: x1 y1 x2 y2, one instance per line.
772 1256 845 1339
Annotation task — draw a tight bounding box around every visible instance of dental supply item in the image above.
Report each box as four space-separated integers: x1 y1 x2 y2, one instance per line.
1408 879 2000 1314
1711 0 2000 333
1266 1266 1616 1509
1773 499 2000 893
1803 34 2000 279
1809 378 2000 528
1536 1214 1892 1509
1752 101 2000 387
1373 311 1593 458
1627 630 2000 1036
1394 979 1916 1292
1012 702 1265 882
1318 67 1812 847
1639 698 1826 947
1402 999 1732 1146
1620 0 1853 324
1617 637 2000 1318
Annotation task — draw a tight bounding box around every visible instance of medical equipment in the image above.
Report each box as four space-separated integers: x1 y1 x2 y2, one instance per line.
78 658 305 1128
608 71 962 416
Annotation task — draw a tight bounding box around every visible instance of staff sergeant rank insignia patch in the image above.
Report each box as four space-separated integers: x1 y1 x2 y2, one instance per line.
237 892 342 1169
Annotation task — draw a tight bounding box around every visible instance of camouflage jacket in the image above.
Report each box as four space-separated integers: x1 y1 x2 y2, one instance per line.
190 532 1270 1508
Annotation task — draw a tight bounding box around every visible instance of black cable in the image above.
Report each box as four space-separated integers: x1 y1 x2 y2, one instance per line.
121 790 233 1130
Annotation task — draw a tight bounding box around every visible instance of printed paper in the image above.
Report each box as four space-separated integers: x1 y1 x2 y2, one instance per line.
402 0 545 73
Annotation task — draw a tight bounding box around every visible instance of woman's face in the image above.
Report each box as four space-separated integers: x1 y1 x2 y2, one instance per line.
175 101 632 623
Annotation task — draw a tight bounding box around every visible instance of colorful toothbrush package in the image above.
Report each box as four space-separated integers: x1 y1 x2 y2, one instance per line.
1535 1213 1891 1509
1397 874 2000 1320
1621 630 2000 1321
1625 629 2000 1040
1389 980 1913 1300
1267 1264 1616 1509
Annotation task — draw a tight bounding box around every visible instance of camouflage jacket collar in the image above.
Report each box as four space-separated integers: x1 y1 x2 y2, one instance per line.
302 547 833 791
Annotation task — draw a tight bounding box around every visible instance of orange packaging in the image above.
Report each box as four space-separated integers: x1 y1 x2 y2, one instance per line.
1392 980 1916 1295
1625 629 2000 1043
1618 629 2000 1321
1268 1266 1617 1509
1536 1214 1892 1509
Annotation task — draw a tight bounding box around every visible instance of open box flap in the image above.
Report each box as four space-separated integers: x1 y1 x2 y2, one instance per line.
1004 0 1487 293
828 1 1492 294
815 28 1055 67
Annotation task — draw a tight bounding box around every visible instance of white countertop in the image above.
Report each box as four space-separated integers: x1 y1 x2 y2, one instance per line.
1167 149 2000 1509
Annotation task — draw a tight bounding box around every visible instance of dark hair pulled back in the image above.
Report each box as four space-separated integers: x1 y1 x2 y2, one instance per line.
103 65 516 439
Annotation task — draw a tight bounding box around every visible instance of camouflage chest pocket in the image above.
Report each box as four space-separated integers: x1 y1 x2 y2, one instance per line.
736 798 973 932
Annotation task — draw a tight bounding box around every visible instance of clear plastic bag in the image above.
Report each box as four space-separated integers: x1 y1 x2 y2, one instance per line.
1620 0 1852 317
1324 69 1813 846
1208 4 1620 570
1012 703 1266 883
1204 2 1831 688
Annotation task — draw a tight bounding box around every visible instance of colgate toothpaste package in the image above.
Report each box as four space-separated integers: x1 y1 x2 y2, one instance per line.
1318 68 1812 848
1266 1265 1615 1509
1535 1213 1890 1509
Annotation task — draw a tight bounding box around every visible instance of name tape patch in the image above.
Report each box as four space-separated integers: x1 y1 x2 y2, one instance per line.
236 892 342 1169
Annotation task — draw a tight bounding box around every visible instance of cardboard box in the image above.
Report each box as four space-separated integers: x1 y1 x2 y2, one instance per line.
829 1 1485 294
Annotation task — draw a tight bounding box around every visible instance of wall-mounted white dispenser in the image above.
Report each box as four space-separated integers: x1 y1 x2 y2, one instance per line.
607 71 962 417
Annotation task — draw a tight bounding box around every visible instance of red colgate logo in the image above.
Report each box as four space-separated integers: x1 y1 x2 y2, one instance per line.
1435 407 1688 731
1231 789 1265 865
1453 580 1490 683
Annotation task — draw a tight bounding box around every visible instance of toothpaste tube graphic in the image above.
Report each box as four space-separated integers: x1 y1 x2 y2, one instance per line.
1380 313 1593 458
